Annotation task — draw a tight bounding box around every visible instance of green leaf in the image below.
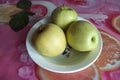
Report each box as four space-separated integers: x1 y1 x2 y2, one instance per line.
16 0 32 10
26 11 35 16
9 11 29 32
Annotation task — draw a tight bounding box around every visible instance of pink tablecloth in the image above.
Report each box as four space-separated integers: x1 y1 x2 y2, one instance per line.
0 0 120 80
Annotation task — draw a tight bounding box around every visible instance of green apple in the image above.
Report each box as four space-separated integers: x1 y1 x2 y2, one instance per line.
66 20 99 52
34 23 66 57
51 5 78 31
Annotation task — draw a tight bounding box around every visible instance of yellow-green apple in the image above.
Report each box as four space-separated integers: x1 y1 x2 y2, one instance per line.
66 20 99 52
34 23 66 57
51 5 78 31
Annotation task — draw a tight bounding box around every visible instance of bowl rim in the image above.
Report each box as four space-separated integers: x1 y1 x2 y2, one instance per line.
26 16 103 73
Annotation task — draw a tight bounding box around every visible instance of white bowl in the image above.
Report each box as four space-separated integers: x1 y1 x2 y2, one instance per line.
26 17 102 73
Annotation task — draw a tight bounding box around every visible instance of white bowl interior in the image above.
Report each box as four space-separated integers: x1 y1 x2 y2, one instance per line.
26 17 102 73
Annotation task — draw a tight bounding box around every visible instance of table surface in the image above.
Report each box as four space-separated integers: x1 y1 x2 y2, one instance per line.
0 0 120 80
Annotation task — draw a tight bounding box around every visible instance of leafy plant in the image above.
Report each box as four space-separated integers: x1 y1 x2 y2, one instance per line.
9 0 35 32
16 0 32 10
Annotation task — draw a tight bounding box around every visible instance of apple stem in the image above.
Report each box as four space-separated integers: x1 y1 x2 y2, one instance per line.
38 24 46 33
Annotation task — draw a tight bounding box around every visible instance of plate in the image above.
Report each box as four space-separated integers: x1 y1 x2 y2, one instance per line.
26 17 102 73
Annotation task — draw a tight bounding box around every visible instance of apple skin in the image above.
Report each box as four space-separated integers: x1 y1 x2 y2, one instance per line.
66 20 99 52
34 23 66 57
51 5 78 31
